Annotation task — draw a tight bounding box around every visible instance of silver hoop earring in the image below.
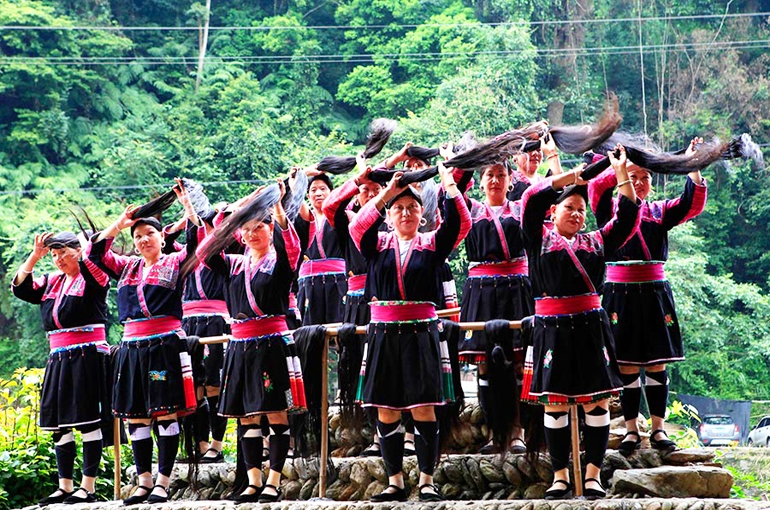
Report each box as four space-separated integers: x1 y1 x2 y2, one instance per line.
419 217 427 227
580 224 587 232
134 247 141 255
387 222 394 232
161 240 166 248
508 184 514 192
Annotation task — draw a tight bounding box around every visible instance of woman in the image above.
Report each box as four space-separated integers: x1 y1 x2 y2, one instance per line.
172 210 230 463
588 138 706 456
322 154 383 325
350 150 471 502
12 231 110 504
508 133 563 201
295 173 347 325
199 180 306 503
520 146 639 500
89 180 200 505
458 156 534 454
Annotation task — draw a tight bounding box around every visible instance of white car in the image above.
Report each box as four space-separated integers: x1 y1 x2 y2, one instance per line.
747 416 770 447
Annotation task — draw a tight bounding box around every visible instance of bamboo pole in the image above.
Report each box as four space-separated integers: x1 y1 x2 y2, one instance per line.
570 406 583 497
113 417 121 500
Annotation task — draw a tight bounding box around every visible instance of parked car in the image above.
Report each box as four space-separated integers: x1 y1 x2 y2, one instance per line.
747 416 770 447
697 414 741 447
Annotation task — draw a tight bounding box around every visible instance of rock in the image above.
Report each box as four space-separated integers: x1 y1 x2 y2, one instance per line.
460 458 475 488
329 413 341 430
514 455 537 480
346 446 362 457
444 461 465 483
366 458 388 482
338 462 351 482
294 457 310 479
441 483 464 500
282 461 298 480
300 478 317 500
523 483 548 499
638 449 664 468
471 405 485 424
433 465 447 485
502 461 523 487
284 480 302 500
339 483 359 501
460 490 478 500
664 448 716 466
351 462 372 486
325 480 346 500
364 480 386 499
532 454 553 483
480 458 505 483
612 466 734 498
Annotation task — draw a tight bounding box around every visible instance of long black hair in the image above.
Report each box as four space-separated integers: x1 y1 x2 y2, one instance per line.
317 118 398 174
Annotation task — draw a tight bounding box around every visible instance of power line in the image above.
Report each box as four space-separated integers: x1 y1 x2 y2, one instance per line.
1 38 767 67
0 179 268 197
1 11 768 32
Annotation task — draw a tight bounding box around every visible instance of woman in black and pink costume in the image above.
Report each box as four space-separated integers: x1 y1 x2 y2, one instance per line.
165 210 231 464
88 180 200 505
520 146 639 500
350 150 471 502
12 231 110 505
587 138 707 456
459 133 561 454
295 172 348 325
198 180 306 503
322 155 383 326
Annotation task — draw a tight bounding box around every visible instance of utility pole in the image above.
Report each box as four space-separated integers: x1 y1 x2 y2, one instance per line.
195 0 212 92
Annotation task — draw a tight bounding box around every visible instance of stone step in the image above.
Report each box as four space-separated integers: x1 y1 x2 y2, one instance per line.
18 498 767 510
120 449 732 502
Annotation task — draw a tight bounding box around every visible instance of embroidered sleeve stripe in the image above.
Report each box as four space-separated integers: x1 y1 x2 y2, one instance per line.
323 179 359 229
587 168 618 214
350 200 383 252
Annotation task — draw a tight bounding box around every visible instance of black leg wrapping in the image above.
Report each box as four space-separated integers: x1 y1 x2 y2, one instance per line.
79 423 103 478
53 429 76 480
583 406 610 468
644 369 669 419
543 411 570 471
401 413 414 435
377 419 404 477
268 423 291 472
239 423 263 470
155 419 180 477
620 371 643 422
413 420 439 475
207 394 227 442
127 423 153 476
194 397 211 446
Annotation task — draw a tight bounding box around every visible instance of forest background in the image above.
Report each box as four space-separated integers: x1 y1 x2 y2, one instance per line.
1 0 769 405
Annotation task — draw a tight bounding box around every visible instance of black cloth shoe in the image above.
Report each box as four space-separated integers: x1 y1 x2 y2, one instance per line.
64 487 97 504
403 439 416 456
234 484 263 503
370 484 407 502
361 442 381 457
199 447 224 464
584 477 607 500
123 485 152 506
478 441 494 455
618 430 642 457
544 479 573 500
146 485 169 504
39 489 74 506
257 484 283 503
418 484 444 502
509 438 527 455
650 429 677 452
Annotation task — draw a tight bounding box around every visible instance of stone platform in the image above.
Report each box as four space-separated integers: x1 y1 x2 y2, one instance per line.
119 448 734 502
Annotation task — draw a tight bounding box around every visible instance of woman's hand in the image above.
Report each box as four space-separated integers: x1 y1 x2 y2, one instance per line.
175 178 201 226
277 177 286 201
115 205 139 231
439 161 460 197
439 141 454 161
32 232 53 260
541 132 558 159
303 164 321 177
685 137 704 157
607 143 627 171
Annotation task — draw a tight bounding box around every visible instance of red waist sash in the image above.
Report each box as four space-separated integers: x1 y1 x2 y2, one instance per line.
347 274 367 292
298 258 346 278
469 259 528 277
606 262 666 283
182 299 230 316
231 316 288 339
535 294 601 316
370 301 437 323
48 324 106 350
123 316 182 339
